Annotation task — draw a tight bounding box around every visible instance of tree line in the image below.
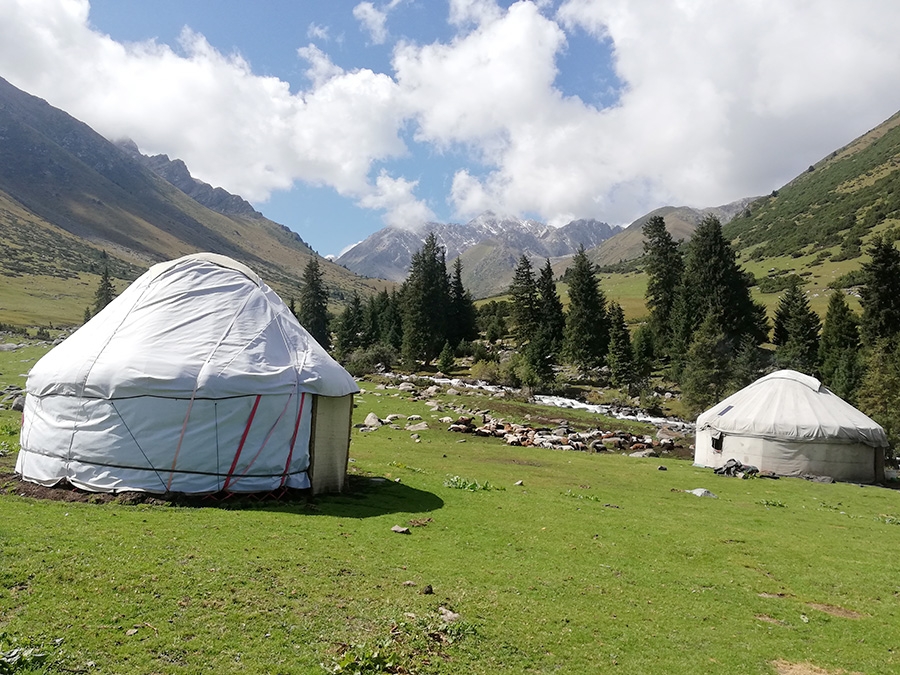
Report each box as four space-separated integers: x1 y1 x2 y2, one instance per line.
289 218 900 447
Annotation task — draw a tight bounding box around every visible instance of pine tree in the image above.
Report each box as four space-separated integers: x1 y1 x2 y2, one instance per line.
681 313 733 418
508 255 538 348
773 283 821 374
631 324 654 379
818 291 860 387
437 341 455 374
859 236 900 345
606 302 636 391
856 340 900 449
335 293 364 358
729 334 769 391
82 306 92 324
447 258 478 348
642 215 683 355
536 259 565 359
401 233 451 367
379 290 404 351
298 258 331 351
563 246 609 373
92 263 116 314
671 215 767 362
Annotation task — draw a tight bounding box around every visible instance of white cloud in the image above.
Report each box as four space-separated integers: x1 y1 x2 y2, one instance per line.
353 2 389 44
2 0 900 238
307 23 329 41
358 171 435 228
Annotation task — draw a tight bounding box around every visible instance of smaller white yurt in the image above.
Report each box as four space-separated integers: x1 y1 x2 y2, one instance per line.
17 253 358 495
694 370 887 483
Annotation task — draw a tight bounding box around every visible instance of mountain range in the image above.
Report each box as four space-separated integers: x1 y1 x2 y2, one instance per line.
0 75 386 317
337 212 617 298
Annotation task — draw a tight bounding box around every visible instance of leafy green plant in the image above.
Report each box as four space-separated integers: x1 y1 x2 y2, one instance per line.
757 499 786 508
0 633 56 675
326 641 399 674
443 475 502 491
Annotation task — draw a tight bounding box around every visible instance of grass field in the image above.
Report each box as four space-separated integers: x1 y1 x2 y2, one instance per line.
1 343 900 674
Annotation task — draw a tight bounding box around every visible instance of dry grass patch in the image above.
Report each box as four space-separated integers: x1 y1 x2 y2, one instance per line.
806 603 866 619
772 660 862 675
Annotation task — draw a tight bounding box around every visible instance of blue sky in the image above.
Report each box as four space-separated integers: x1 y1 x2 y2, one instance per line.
3 1 900 256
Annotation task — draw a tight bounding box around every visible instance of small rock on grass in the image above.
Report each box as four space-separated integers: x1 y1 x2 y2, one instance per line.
391 525 411 534
657 465 667 471
686 488 717 498
439 606 461 623
421 584 434 595
514 480 524 486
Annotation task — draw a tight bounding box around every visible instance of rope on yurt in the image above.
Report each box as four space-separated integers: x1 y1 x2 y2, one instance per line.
222 394 261 491
280 392 307 487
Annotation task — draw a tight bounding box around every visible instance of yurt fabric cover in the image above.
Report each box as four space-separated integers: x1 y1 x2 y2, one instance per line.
17 253 358 494
694 370 887 482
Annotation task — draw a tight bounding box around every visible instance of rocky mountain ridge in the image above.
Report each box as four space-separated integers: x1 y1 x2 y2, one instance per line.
337 211 618 297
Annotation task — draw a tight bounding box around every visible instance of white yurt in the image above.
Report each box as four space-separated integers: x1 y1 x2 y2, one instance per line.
17 253 358 495
694 370 887 483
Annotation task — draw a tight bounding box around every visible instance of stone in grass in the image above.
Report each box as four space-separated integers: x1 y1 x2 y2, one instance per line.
657 465 668 471
364 412 382 427
406 421 429 432
402 580 416 587
391 525 411 534
686 488 717 498
439 606 461 623
421 584 434 595
514 480 524 486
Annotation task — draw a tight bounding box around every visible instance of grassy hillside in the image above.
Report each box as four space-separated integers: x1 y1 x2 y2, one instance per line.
1 347 899 673
0 76 390 327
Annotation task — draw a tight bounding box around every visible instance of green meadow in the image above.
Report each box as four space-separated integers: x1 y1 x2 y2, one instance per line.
1 353 899 674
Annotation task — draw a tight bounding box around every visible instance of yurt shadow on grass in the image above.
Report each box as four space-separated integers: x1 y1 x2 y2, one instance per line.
694 369 888 483
16 253 360 498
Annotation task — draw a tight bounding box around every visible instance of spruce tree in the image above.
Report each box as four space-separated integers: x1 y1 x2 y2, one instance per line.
856 340 900 449
671 215 767 361
437 341 455 374
298 258 331 351
818 291 860 388
92 263 116 314
447 258 478 348
681 313 732 418
335 293 364 358
508 255 538 348
773 283 821 374
642 215 683 355
379 290 404 351
606 302 636 391
536 259 565 359
563 246 609 373
859 236 900 345
401 233 450 367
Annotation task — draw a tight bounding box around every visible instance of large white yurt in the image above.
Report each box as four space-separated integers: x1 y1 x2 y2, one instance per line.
694 370 887 483
17 253 358 495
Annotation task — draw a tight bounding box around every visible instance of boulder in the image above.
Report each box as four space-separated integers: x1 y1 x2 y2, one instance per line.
363 412 382 427
398 382 416 392
406 421 429 432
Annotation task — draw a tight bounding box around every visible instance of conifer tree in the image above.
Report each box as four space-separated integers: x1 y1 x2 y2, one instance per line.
437 341 455 374
773 283 821 374
536 259 565 359
335 292 364 358
447 258 478 348
379 290 404 351
859 236 900 345
401 233 450 367
606 302 636 391
508 255 539 348
92 263 116 314
298 257 331 351
642 215 683 355
563 246 609 373
361 295 380 348
671 215 767 361
818 291 860 390
681 313 733 417
82 306 92 325
856 340 900 449
631 324 654 379
729 334 769 391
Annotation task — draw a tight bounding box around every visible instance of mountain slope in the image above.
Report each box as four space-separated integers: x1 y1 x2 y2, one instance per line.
586 199 759 269
0 76 387 319
337 211 617 297
724 111 900 258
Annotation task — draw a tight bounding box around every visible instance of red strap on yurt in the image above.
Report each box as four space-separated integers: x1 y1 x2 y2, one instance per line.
280 392 307 487
223 395 262 491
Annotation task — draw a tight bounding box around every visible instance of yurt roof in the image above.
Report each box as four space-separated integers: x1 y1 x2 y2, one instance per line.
28 253 358 400
696 370 888 448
